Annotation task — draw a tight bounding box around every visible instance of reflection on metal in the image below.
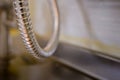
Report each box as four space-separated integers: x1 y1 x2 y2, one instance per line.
52 42 120 80
13 0 60 59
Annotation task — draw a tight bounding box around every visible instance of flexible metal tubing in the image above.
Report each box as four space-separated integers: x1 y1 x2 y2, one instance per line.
13 0 60 59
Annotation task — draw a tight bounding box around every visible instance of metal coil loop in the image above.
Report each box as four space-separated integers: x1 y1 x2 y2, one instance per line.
13 0 60 59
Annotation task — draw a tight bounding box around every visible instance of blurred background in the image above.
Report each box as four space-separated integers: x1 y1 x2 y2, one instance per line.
31 0 120 58
0 0 120 80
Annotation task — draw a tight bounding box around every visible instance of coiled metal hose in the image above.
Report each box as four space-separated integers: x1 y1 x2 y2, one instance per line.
12 0 60 59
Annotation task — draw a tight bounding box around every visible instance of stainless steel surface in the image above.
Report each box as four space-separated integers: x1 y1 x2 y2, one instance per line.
0 0 120 80
13 0 60 59
52 42 120 80
8 33 120 80
16 61 93 80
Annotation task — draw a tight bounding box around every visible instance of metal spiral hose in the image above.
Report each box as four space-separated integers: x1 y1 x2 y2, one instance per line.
12 0 60 59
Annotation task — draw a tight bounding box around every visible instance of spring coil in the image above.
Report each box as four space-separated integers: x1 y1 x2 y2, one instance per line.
13 0 60 59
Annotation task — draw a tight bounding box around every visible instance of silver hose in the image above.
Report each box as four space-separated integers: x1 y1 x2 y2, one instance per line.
12 0 60 59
